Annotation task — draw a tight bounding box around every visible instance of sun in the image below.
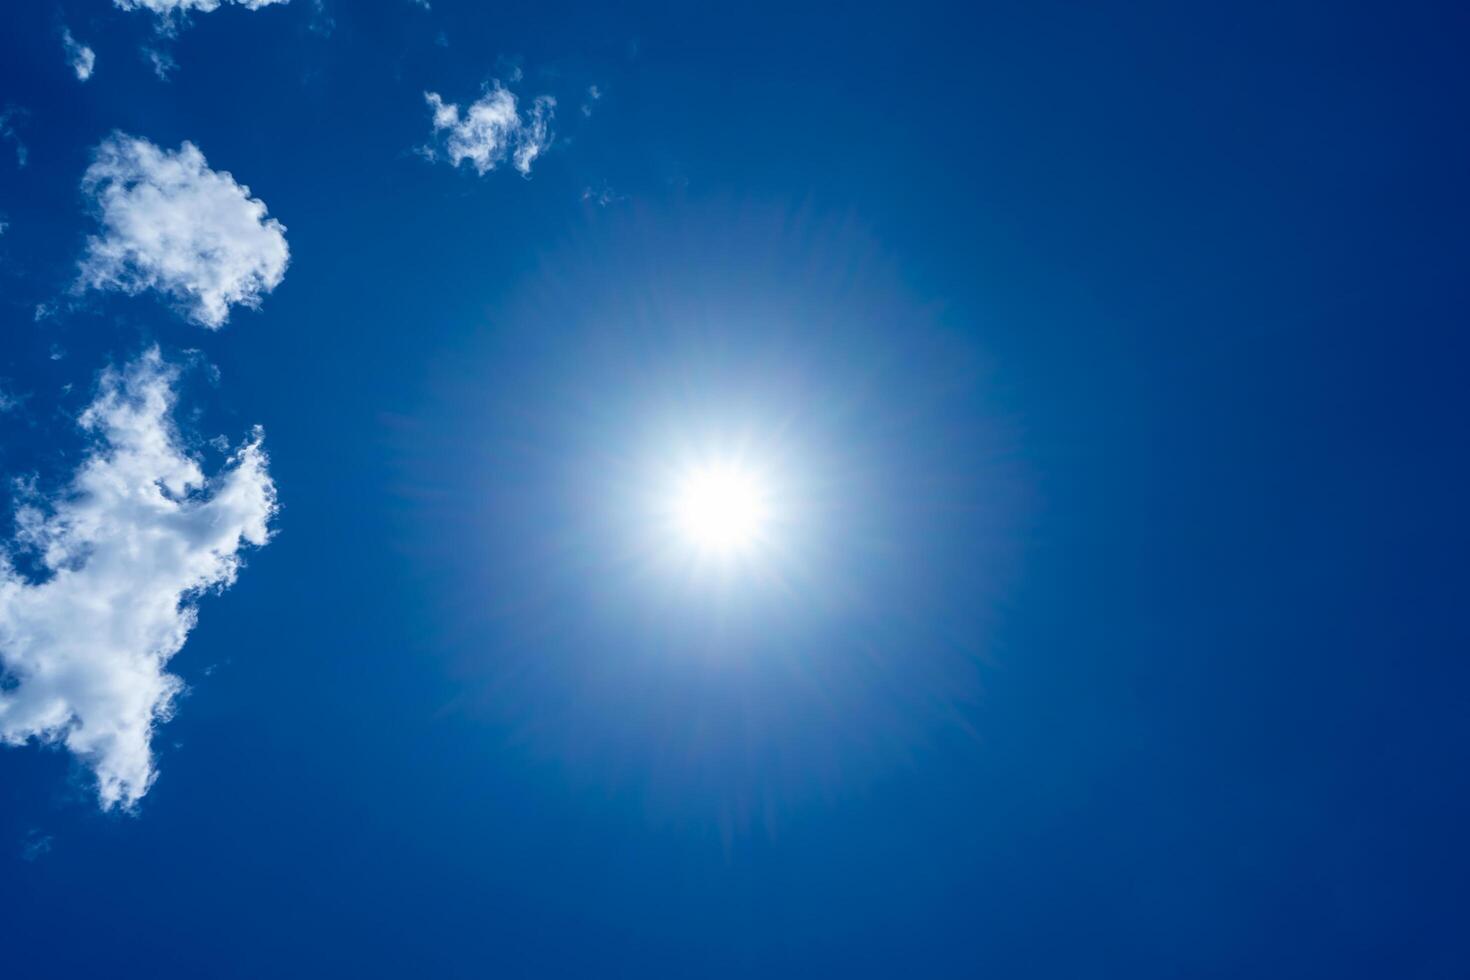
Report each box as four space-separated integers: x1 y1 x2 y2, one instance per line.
670 461 771 556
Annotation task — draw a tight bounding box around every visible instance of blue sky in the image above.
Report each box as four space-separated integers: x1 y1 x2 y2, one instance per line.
2 1 1468 976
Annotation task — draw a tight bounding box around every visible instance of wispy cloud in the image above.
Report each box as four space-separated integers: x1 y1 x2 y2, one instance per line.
581 84 602 118
308 0 334 37
422 84 556 177
0 350 276 810
513 96 555 175
62 29 96 82
580 183 626 208
20 831 53 862
143 47 177 81
0 107 28 168
77 134 290 328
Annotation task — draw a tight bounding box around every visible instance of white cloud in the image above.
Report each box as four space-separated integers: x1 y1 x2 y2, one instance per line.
0 350 276 810
77 134 289 329
62 30 96 82
513 96 555 175
143 47 177 81
423 84 556 177
114 0 289 14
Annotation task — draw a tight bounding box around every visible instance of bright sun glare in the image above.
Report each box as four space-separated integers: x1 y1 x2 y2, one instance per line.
671 462 770 556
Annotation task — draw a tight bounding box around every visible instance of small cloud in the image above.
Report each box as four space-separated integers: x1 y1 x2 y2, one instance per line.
20 831 52 862
0 107 29 168
493 55 524 84
581 83 602 117
422 84 556 178
513 96 554 175
408 0 430 8
580 182 626 207
308 0 334 37
76 133 290 328
62 29 96 82
143 47 177 80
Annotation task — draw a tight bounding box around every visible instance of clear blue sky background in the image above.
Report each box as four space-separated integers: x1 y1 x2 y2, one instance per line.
2 1 1468 976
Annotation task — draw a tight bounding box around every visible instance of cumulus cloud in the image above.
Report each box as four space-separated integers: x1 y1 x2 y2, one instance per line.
62 30 96 82
423 84 556 177
0 350 276 809
77 134 289 329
